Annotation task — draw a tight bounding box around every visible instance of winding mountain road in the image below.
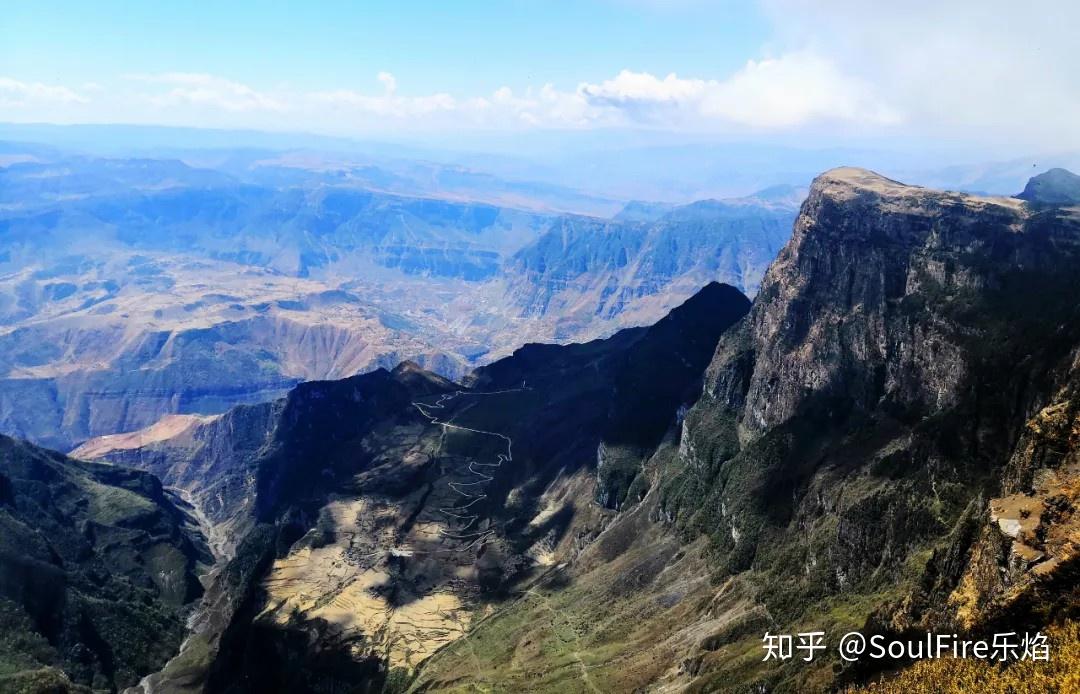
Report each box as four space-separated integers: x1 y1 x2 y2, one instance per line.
412 384 527 552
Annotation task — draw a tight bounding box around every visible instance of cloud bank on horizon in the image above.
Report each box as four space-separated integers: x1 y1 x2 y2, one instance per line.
1 0 1077 152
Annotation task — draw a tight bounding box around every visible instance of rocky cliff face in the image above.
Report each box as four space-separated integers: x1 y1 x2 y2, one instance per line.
657 168 1080 688
74 403 284 563
948 346 1080 631
715 168 1039 437
0 435 208 692
503 192 795 340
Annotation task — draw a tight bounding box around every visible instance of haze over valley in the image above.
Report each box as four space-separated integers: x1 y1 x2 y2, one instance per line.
0 135 806 450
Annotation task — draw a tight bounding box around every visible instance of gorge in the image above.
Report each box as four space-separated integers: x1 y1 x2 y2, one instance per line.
5 167 1077 692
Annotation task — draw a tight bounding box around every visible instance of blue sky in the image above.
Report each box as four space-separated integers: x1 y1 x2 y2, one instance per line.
2 1 1078 153
4 1 768 96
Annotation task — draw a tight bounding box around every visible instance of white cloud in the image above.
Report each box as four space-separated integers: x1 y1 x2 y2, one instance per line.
482 84 598 128
699 53 901 127
376 71 397 95
760 0 1080 150
128 72 285 112
576 55 900 128
580 70 708 107
6 0 1078 159
1 60 902 136
0 77 89 106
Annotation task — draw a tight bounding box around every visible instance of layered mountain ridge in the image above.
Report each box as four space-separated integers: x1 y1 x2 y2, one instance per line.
8 167 1080 692
504 190 794 340
0 148 799 451
71 281 750 692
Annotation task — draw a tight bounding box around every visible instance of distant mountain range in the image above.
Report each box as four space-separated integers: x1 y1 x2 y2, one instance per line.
0 144 801 450
5 123 1077 202
504 191 796 338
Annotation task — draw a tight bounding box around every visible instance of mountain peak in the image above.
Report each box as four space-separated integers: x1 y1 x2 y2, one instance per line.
811 167 920 200
812 166 1028 216
390 359 459 392
663 281 747 321
1016 167 1080 205
818 165 906 185
723 167 1063 438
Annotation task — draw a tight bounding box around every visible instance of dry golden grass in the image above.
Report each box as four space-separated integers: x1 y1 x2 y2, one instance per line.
854 622 1080 694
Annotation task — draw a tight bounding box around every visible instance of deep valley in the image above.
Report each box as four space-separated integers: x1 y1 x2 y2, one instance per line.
5 167 1078 692
0 144 798 451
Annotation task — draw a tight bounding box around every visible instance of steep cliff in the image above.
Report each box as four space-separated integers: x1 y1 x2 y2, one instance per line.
420 168 1080 692
0 435 208 692
503 192 795 341
657 167 1080 688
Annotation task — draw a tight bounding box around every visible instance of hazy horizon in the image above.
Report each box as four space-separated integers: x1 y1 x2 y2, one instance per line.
4 1 1079 159
3 120 1075 204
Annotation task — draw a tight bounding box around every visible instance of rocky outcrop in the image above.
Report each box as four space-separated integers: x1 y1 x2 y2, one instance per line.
503 192 796 339
653 167 1080 689
1016 167 1080 206
710 167 1045 438
0 435 208 691
949 345 1080 630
